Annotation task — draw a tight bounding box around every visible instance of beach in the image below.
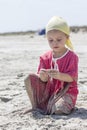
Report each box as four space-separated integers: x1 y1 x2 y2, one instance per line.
0 32 87 130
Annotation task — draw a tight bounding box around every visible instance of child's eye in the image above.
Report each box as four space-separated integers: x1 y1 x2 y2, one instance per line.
57 39 62 42
49 40 53 42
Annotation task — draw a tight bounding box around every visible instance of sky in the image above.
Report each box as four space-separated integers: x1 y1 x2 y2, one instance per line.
0 0 87 33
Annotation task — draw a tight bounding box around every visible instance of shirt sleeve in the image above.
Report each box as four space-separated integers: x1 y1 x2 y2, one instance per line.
37 57 46 73
66 55 79 80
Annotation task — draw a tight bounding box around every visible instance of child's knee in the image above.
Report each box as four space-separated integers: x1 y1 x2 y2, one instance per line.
24 75 32 87
24 73 35 85
24 76 29 84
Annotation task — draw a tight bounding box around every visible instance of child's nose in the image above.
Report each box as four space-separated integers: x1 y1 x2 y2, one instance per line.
53 41 59 45
54 41 59 46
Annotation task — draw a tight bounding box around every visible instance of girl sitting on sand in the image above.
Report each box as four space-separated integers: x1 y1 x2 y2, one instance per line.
24 16 79 115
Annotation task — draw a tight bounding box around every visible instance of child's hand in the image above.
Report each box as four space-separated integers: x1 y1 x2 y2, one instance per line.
39 69 49 82
47 69 59 79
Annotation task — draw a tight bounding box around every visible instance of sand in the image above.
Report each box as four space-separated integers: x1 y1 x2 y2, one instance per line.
0 32 87 130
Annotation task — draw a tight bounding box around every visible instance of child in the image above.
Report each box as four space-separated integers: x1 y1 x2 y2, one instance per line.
24 16 79 115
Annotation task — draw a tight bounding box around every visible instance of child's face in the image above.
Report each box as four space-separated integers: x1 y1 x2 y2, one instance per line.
47 30 68 52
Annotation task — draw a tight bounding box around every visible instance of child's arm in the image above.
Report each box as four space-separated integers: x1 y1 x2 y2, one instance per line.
47 69 73 82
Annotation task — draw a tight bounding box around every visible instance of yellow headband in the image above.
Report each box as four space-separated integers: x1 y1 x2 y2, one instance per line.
46 16 73 50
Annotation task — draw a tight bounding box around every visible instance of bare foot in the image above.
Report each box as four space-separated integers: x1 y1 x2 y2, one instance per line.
22 108 35 114
20 108 46 115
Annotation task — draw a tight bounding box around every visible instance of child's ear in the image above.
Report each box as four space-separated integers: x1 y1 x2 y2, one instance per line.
66 34 69 39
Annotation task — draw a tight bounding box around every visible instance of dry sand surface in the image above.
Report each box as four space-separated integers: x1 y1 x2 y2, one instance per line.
0 32 87 130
